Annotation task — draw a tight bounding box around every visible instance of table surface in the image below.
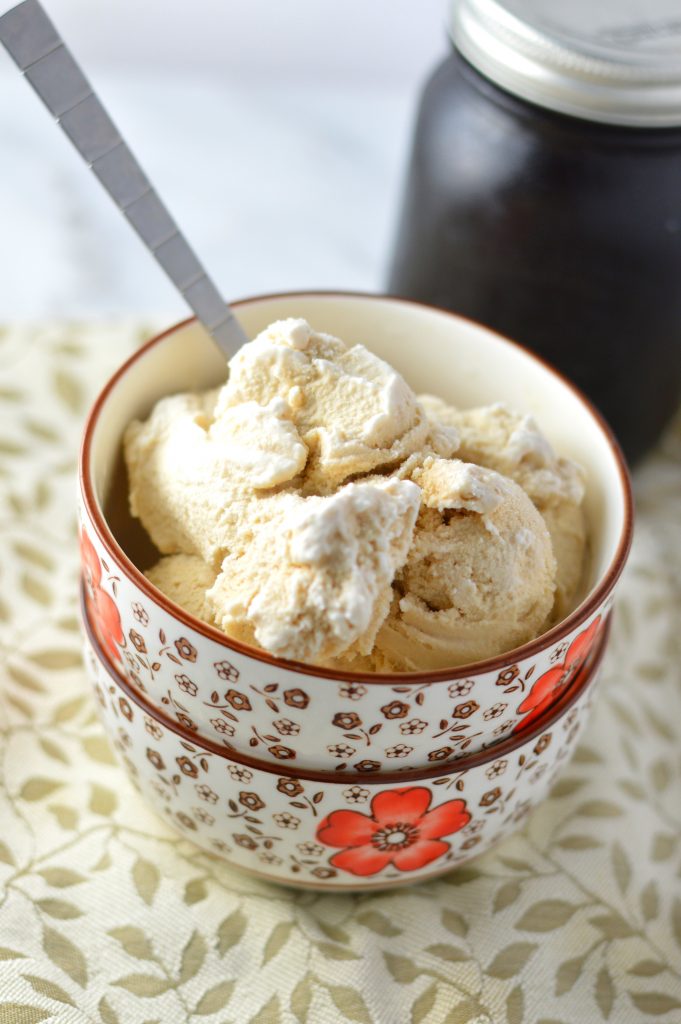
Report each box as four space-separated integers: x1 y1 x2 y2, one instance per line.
0 322 680 1023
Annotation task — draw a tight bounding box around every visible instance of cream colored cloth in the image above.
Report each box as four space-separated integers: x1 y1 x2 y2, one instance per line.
0 322 680 1024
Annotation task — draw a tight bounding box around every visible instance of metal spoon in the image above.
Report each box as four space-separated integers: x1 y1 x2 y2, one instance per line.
0 0 248 359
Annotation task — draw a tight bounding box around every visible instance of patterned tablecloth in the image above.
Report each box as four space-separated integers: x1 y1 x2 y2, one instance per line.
1 322 680 1024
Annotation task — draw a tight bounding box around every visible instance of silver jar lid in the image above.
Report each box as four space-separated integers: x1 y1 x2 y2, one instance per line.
450 0 681 127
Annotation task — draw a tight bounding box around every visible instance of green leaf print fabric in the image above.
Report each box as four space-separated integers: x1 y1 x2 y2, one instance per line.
0 322 680 1023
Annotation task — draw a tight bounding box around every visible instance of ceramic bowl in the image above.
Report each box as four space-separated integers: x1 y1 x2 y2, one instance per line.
79 292 632 772
82 590 609 891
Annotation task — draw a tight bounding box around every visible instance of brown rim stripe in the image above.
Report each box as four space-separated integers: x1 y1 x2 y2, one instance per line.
82 586 610 785
79 290 633 684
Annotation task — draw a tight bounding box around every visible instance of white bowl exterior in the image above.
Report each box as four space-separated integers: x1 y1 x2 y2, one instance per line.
83 628 600 890
80 295 627 771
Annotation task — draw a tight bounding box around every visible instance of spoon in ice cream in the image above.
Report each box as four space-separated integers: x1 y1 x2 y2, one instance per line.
0 0 248 359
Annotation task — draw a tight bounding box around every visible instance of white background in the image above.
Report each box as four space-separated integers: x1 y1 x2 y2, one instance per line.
0 0 448 319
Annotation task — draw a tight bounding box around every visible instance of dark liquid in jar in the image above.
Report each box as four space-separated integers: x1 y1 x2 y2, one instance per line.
388 49 681 464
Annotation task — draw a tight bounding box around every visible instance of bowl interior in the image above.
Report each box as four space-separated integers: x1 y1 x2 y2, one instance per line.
85 292 629 622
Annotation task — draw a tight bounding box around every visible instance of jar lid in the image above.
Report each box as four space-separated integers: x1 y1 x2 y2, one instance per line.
450 0 681 127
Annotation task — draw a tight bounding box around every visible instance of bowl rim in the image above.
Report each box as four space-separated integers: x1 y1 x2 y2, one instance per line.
82 585 610 785
79 289 633 684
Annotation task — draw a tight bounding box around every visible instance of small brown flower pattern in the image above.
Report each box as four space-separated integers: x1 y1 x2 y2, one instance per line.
227 766 253 783
354 759 381 773
175 674 198 696
283 689 310 709
239 791 265 811
311 867 337 880
452 700 479 719
428 746 454 762
214 660 240 682
273 718 300 736
339 683 367 700
118 697 133 721
146 748 164 770
277 778 304 797
273 812 300 830
485 759 508 779
400 718 427 735
225 689 252 712
534 734 552 755
381 700 409 720
195 784 218 804
327 743 356 759
297 842 324 857
233 834 257 850
259 853 283 866
332 712 362 730
144 717 163 740
493 721 514 736
176 756 199 778
129 629 147 653
483 702 507 720
385 744 413 758
210 718 235 736
448 680 474 698
194 807 215 825
496 666 519 686
268 745 295 760
174 638 197 662
343 786 369 804
130 602 149 626
479 787 502 807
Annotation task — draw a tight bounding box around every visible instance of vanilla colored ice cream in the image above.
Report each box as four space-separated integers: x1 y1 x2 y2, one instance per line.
124 318 587 669
418 398 587 620
369 459 556 670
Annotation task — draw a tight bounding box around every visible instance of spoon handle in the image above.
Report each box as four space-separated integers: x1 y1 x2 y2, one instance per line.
0 0 248 359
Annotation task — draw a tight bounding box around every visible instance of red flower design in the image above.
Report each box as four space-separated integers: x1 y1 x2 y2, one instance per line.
80 530 101 588
514 617 602 733
89 587 124 662
317 787 470 877
80 528 123 662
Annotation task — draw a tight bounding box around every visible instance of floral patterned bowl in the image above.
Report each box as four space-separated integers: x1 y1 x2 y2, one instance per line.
79 292 632 772
82 589 609 891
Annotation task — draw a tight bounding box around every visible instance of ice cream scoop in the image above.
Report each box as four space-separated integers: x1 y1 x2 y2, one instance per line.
221 318 434 492
419 398 587 619
124 389 308 567
370 459 557 670
207 478 420 663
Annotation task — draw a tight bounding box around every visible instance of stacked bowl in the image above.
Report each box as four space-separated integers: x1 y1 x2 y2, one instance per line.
78 293 632 890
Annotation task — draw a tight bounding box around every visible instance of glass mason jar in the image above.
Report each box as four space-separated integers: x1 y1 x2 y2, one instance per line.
388 0 681 463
